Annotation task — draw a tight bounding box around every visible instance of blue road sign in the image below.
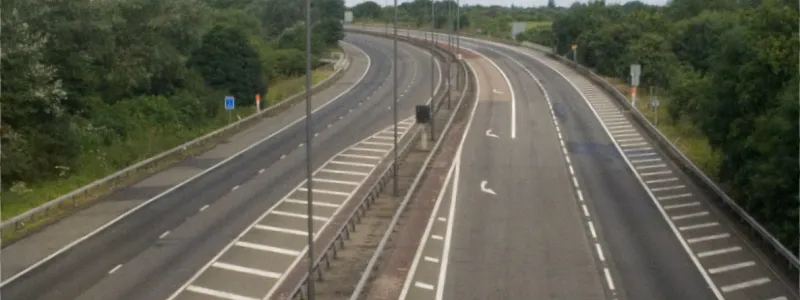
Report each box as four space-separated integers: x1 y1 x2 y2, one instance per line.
651 98 660 108
225 96 235 110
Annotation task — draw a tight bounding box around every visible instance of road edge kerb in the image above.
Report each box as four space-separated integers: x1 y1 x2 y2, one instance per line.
1 44 353 244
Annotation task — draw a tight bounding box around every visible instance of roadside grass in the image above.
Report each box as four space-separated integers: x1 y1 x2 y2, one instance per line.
1 68 335 223
524 21 552 30
603 77 721 177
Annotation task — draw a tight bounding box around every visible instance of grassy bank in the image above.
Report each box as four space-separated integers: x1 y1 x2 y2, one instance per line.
2 68 334 221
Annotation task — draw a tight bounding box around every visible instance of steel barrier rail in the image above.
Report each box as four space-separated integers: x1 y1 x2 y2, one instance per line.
286 29 471 300
1 47 352 240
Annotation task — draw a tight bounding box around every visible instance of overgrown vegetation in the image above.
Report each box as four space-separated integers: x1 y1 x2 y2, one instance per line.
353 0 799 252
1 0 345 218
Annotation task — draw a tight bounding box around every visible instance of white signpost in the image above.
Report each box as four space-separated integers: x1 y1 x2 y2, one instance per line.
630 64 641 106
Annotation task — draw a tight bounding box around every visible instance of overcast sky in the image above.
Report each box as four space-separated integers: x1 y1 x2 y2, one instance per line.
344 0 668 7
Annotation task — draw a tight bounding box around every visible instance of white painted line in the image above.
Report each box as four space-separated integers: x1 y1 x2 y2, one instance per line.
603 268 616 291
708 261 755 274
620 142 649 148
284 198 340 208
605 121 630 126
424 256 440 263
199 204 209 212
680 222 720 231
671 211 709 220
628 152 657 158
636 163 667 170
437 217 447 222
232 185 240 191
186 285 258 300
569 165 575 176
327 124 333 128
588 221 597 239
350 146 386 153
720 278 770 293
280 154 287 159
766 297 789 300
595 243 606 261
271 210 329 221
415 282 435 291
431 235 444 240
632 158 662 164
159 231 171 239
339 153 382 160
362 141 394 146
313 178 360 186
641 170 673 177
697 246 741 258
314 133 319 137
611 128 636 134
298 143 304 148
372 135 395 140
298 187 351 197
259 168 265 174
254 225 308 236
658 193 693 201
109 264 122 274
329 160 375 168
617 137 644 143
582 204 590 217
607 124 632 129
318 169 369 176
614 133 640 138
212 262 282 278
235 241 301 256
663 202 701 210
577 190 584 202
651 185 686 192
624 147 653 152
646 177 678 184
687 233 731 244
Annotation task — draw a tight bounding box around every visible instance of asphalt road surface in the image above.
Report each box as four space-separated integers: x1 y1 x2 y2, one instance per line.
0 32 442 300
369 27 798 300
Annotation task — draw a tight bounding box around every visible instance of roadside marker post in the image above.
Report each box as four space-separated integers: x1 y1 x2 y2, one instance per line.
630 64 641 107
225 96 235 123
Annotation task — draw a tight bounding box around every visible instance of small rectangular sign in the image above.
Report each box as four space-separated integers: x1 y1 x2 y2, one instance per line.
225 96 235 110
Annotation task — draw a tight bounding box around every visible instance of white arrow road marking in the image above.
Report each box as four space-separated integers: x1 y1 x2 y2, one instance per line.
480 180 496 196
485 129 499 138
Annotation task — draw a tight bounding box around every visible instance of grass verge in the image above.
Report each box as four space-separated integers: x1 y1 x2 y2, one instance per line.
1 67 336 240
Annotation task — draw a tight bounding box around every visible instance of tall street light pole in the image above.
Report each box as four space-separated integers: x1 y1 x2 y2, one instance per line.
429 0 436 141
304 0 315 299
392 0 399 197
456 0 461 89
446 0 452 109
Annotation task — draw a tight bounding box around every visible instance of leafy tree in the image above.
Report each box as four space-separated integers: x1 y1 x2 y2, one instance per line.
353 1 382 19
188 25 266 106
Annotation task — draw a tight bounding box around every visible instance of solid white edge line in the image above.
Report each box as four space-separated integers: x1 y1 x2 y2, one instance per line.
508 44 726 299
186 285 258 300
166 121 404 300
436 57 482 300
0 40 374 288
398 160 457 300
464 45 516 140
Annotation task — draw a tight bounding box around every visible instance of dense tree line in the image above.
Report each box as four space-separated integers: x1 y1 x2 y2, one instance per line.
550 0 798 252
1 0 344 209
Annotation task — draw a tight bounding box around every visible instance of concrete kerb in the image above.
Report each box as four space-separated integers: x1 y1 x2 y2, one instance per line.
286 30 468 300
0 44 353 244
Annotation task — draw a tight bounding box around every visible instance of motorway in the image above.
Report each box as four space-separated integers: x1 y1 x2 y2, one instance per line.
355 27 798 300
0 32 442 300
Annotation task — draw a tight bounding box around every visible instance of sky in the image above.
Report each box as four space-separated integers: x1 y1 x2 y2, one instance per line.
344 0 668 7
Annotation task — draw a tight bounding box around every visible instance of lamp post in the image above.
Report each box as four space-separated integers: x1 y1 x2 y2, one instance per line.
304 0 315 299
